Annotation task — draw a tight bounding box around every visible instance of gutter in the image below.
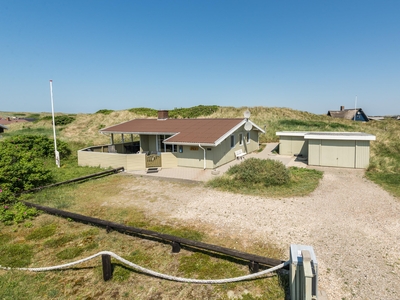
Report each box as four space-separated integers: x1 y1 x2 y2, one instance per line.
198 144 206 170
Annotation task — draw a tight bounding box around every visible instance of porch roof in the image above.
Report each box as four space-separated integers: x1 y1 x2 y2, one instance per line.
101 118 264 146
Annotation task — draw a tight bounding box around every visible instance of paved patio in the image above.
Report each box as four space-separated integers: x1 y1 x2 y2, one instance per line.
127 143 307 182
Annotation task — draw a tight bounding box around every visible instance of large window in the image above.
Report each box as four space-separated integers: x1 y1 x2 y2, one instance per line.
158 135 177 152
230 135 235 148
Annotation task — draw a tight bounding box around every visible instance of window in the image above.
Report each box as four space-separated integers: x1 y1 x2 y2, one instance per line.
246 132 251 144
230 135 235 148
179 145 183 153
166 144 177 152
239 133 243 146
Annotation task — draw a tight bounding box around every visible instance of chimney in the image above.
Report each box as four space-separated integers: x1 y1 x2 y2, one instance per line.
340 106 345 111
158 110 168 120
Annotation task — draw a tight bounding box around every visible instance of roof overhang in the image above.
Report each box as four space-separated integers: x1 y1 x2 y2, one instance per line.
304 132 376 141
101 131 178 135
276 131 308 137
213 119 265 146
277 131 376 141
163 141 217 147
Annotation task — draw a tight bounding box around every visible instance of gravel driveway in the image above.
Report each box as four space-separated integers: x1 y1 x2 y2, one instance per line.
114 167 400 300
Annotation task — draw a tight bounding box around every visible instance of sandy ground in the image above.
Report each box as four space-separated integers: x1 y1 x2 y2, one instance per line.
109 168 400 300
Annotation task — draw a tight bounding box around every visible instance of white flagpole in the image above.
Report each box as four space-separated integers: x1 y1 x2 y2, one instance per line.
354 95 357 121
49 80 60 167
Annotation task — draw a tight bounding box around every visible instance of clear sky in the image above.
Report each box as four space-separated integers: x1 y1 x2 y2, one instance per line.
1 1 399 116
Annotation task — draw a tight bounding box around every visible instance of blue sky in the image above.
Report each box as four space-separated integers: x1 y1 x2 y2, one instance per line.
1 1 399 116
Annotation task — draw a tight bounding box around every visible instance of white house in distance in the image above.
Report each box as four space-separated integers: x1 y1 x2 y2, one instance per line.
78 110 265 171
276 131 376 169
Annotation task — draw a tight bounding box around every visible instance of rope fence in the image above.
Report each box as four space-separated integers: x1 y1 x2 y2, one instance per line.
0 250 289 284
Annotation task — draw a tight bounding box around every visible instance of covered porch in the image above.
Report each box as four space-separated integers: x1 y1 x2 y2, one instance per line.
78 133 179 171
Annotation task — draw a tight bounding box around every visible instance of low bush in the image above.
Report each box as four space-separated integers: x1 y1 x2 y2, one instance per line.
128 107 158 117
39 115 75 126
207 162 323 197
227 158 290 187
95 109 114 115
0 202 39 225
3 134 71 158
169 105 219 118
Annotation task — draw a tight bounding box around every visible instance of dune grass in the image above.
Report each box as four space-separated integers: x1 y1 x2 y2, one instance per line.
1 174 288 300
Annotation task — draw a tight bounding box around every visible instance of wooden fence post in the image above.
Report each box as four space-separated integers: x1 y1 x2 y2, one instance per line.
102 254 113 281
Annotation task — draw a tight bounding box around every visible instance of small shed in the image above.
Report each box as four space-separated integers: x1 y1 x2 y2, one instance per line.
276 131 376 169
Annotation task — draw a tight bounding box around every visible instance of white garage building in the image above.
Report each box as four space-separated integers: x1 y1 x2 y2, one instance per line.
276 131 376 169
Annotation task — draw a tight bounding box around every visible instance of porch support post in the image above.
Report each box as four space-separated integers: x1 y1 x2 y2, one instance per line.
130 134 133 142
110 134 114 145
121 134 125 143
156 135 158 152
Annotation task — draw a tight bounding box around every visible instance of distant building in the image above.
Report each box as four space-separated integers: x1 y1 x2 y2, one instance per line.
327 106 369 122
0 117 29 125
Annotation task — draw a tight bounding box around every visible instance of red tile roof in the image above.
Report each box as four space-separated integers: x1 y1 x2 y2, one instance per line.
0 118 28 125
101 118 263 146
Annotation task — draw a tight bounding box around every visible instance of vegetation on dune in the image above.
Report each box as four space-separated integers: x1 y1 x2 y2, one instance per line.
169 105 219 118
40 115 76 126
128 105 220 118
0 134 103 220
95 109 114 115
128 107 158 117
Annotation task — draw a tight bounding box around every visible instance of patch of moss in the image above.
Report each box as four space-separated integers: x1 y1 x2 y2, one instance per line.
0 243 34 267
26 224 57 241
56 247 84 260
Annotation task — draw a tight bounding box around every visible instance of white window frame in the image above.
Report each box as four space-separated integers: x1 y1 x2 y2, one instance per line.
246 132 251 144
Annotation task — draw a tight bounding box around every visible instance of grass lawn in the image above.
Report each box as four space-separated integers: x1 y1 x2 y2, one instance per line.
1 174 289 300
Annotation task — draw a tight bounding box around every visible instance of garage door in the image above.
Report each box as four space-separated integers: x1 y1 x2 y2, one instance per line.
279 136 308 156
320 140 355 168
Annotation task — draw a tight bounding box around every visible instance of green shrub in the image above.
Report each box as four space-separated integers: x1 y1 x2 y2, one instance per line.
95 109 114 115
39 115 75 126
3 134 71 158
0 202 39 225
0 141 55 202
54 115 75 126
128 107 158 117
39 115 53 121
169 105 219 118
228 158 290 187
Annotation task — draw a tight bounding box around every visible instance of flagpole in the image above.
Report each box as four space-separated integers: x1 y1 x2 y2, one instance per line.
354 95 357 121
49 80 60 168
